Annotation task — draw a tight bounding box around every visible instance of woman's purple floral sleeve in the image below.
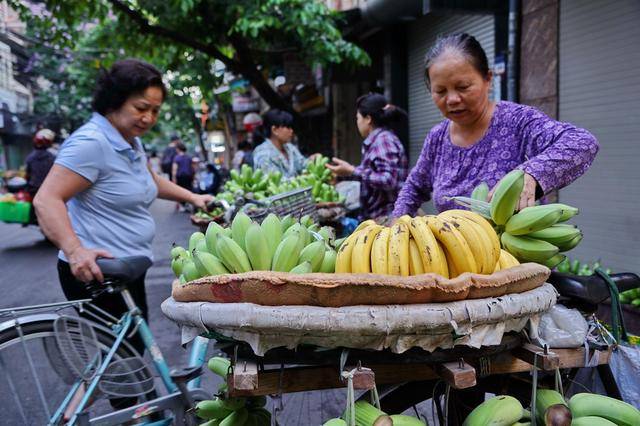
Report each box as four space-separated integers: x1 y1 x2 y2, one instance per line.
514 107 599 194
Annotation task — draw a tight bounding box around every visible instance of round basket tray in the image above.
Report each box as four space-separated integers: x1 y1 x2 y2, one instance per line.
172 263 550 307
190 214 225 233
161 282 557 355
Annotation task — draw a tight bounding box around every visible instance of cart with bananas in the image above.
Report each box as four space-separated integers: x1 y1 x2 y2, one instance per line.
163 171 639 425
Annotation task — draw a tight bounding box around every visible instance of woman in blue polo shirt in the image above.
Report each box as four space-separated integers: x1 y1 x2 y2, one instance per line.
33 59 213 340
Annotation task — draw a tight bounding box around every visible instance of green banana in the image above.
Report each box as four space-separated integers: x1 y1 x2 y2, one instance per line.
171 256 185 277
535 389 567 425
285 223 310 251
182 259 201 282
220 407 248 426
206 222 226 256
504 205 564 235
556 233 583 252
319 250 337 272
231 212 252 250
300 214 314 228
541 203 579 222
541 253 566 269
449 196 493 219
207 356 231 377
471 182 489 201
318 226 335 244
244 223 271 270
189 232 206 253
298 240 325 272
271 233 303 272
323 419 347 426
333 237 346 249
290 261 312 274
280 214 296 233
195 399 233 420
193 250 229 276
178 274 187 284
527 224 582 246
490 170 525 225
260 213 282 260
170 244 188 259
571 417 616 426
462 395 524 426
501 233 559 263
215 235 252 273
196 238 209 254
569 393 640 426
388 414 426 425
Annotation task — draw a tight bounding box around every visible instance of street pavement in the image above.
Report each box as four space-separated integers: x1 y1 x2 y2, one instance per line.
0 199 366 425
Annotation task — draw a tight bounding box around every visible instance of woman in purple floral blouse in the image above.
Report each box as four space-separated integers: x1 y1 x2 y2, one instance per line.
392 33 599 216
327 93 409 220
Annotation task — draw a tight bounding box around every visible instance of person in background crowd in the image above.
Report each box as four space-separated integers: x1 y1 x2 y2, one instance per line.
392 33 598 217
160 134 180 179
326 93 409 221
252 109 315 178
148 149 162 175
172 142 195 211
25 128 56 198
232 140 253 170
33 59 213 364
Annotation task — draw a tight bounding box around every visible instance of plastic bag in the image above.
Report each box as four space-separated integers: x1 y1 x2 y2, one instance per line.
537 304 588 348
335 181 360 211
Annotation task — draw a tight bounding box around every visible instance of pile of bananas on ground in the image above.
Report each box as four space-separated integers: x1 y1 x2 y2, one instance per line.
171 212 338 283
454 169 583 268
462 389 639 426
336 210 517 279
194 356 271 425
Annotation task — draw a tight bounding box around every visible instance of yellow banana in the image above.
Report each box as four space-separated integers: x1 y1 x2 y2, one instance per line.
498 249 520 269
351 225 382 273
434 240 450 278
408 238 425 275
396 215 412 226
438 214 492 274
426 216 477 274
388 222 410 276
353 219 377 234
493 259 501 273
335 229 365 273
441 209 501 270
370 227 390 275
408 217 448 276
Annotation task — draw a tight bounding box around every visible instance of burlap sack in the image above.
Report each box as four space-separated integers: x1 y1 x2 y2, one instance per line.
172 263 549 307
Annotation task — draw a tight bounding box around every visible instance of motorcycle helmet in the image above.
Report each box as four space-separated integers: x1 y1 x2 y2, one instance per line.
33 128 55 148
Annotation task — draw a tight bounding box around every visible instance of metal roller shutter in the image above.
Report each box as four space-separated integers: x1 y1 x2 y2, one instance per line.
407 13 495 165
559 0 640 271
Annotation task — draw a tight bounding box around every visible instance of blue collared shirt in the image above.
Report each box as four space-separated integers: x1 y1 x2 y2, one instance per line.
55 113 158 261
252 139 307 179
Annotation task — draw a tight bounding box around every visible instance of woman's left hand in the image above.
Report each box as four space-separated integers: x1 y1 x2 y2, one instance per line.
326 157 355 177
190 193 215 210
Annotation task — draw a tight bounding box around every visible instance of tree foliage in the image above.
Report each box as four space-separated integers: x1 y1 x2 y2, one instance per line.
11 0 370 119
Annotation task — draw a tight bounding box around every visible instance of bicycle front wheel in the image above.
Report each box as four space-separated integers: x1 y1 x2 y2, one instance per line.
0 316 151 425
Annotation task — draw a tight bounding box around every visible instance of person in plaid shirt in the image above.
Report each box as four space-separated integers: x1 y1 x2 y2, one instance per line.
327 93 408 220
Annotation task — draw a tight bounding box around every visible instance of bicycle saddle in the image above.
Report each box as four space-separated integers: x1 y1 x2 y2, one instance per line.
96 256 152 283
548 271 640 305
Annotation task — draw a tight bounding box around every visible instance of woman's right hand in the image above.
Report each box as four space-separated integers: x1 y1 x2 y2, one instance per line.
67 246 113 283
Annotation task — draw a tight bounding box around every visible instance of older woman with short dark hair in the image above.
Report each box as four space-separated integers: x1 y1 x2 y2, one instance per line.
34 59 212 336
393 33 599 216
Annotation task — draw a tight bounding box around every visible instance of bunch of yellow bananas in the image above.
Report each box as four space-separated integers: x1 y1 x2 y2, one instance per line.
336 210 513 278
171 212 338 283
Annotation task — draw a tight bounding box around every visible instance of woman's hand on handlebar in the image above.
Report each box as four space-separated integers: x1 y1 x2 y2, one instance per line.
67 246 113 283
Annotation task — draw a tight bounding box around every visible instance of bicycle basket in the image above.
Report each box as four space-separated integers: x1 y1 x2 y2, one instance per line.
54 316 102 381
99 356 155 398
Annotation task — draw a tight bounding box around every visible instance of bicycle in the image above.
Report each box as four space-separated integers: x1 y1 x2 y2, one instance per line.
0 256 214 425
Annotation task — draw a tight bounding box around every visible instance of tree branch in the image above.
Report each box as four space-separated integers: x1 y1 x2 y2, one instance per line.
106 0 238 69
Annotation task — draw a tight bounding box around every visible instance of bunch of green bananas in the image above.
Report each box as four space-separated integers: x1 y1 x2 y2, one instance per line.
170 212 338 283
194 206 224 219
453 170 583 268
336 210 512 278
194 356 271 425
327 400 425 426
219 165 283 202
556 257 610 276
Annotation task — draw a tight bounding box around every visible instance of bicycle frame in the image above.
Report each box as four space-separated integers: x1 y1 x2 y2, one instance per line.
48 288 211 426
